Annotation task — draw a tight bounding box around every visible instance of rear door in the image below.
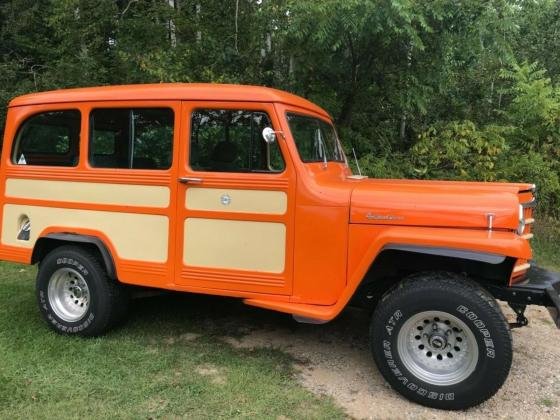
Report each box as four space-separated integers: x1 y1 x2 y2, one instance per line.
175 101 295 295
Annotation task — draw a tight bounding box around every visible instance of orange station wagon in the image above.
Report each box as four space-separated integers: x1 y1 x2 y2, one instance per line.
2 83 559 410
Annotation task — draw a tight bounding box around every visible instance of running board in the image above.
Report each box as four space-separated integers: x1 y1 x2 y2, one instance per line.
243 298 335 322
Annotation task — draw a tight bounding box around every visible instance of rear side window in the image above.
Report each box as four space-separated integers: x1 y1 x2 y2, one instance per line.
12 110 80 166
190 109 285 173
89 108 173 170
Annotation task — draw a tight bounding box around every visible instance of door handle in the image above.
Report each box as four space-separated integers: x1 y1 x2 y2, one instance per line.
178 177 203 184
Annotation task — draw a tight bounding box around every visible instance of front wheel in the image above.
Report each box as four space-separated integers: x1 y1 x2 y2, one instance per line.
370 272 512 410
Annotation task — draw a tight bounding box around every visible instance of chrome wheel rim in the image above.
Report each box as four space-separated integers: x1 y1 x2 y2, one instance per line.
397 310 478 386
47 268 90 322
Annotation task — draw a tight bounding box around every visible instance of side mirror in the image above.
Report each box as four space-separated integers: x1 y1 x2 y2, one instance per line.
262 127 277 144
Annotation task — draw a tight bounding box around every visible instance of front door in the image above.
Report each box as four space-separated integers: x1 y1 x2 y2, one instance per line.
175 101 295 295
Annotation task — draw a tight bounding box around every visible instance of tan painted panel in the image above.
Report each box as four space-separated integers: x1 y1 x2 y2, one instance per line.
184 218 286 273
2 205 168 262
6 178 170 208
186 188 287 215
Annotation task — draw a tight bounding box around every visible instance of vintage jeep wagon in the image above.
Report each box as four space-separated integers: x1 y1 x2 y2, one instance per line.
2 84 559 409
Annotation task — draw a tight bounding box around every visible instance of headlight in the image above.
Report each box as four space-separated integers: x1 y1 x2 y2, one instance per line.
517 204 525 235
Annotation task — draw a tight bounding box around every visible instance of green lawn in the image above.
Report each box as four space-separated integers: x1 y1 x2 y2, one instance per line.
1 225 557 419
532 217 560 271
0 263 344 419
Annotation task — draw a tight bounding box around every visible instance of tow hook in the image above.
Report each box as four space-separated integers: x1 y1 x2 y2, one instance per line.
508 303 529 328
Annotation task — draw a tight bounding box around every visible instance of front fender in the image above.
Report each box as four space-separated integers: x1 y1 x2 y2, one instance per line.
246 225 532 323
347 225 531 290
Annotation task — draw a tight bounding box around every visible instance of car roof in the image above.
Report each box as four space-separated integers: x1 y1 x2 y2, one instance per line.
9 83 330 118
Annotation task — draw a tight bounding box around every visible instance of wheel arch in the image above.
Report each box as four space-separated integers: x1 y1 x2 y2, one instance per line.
350 245 516 308
382 244 508 265
32 233 117 279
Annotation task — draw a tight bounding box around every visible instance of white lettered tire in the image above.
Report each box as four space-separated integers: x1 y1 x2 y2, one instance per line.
370 272 512 410
36 245 129 337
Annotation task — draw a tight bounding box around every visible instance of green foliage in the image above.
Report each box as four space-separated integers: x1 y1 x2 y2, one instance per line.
495 61 560 213
499 61 560 150
356 153 408 179
1 0 560 215
411 121 508 181
496 152 560 216
532 216 560 270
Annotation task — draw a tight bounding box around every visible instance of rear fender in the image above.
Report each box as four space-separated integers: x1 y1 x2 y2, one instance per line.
32 232 117 279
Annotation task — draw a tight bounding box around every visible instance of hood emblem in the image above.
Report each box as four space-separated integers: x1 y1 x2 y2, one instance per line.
486 213 495 231
366 212 404 221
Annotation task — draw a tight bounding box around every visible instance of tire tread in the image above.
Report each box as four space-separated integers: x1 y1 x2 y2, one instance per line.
36 245 129 337
371 271 512 409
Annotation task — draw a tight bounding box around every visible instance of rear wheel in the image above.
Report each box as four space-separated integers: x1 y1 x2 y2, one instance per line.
370 272 512 410
36 245 129 337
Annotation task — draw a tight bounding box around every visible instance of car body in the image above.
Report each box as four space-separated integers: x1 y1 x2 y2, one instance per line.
2 83 559 409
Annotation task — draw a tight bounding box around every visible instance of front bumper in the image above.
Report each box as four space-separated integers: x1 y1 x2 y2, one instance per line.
486 266 560 328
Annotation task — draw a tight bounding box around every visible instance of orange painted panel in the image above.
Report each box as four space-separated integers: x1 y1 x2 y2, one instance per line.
174 100 296 295
0 84 537 321
291 205 348 305
247 225 532 322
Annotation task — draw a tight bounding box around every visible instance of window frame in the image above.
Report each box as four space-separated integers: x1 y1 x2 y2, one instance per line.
285 111 346 164
188 107 286 175
88 106 175 171
10 109 81 168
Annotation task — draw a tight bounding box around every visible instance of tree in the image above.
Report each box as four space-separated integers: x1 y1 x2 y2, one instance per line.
1 0 560 215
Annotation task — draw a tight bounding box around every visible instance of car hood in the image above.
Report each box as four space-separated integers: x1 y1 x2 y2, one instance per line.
350 178 534 230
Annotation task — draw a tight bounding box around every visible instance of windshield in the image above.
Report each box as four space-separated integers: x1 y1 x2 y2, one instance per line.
287 113 345 163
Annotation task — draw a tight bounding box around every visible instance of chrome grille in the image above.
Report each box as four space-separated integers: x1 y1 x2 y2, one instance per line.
521 198 536 237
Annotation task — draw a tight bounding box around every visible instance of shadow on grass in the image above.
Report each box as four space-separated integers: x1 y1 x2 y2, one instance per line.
126 290 370 349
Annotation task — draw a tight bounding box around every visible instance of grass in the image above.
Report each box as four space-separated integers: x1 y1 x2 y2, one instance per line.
1 219 557 419
538 398 556 408
532 216 560 271
0 263 344 419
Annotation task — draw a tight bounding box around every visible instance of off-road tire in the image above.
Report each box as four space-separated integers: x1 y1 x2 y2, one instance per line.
36 245 129 337
370 272 512 410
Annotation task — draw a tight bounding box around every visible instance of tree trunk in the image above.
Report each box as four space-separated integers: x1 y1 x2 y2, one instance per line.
337 90 356 127
196 3 201 43
400 114 407 141
234 0 239 52
289 55 295 78
168 0 177 47
400 42 413 142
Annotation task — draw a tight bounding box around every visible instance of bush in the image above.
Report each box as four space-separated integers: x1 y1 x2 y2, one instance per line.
496 151 560 217
355 153 408 179
410 120 509 181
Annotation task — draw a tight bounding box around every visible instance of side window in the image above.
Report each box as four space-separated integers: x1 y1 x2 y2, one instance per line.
190 109 285 173
12 110 80 166
89 108 173 170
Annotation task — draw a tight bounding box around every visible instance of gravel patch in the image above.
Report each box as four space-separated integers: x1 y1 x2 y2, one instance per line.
223 303 560 419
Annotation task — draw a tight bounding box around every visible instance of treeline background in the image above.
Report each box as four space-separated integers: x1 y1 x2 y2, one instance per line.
2 0 560 216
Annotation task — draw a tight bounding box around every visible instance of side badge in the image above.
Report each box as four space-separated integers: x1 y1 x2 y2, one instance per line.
220 193 232 206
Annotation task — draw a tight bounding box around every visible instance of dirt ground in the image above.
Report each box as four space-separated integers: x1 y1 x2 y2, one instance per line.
222 303 560 419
